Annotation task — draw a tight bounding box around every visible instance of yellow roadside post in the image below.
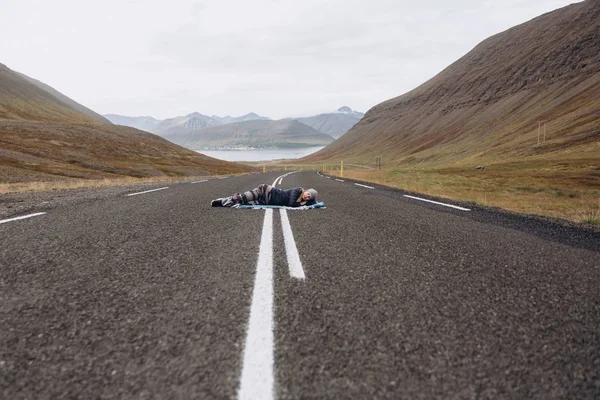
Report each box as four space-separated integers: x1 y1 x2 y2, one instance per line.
341 161 344 178
263 165 266 173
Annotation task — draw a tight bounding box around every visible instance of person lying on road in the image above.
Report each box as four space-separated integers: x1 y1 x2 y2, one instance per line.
211 184 318 208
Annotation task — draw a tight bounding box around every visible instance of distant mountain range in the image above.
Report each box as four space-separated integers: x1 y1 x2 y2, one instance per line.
101 114 162 132
156 112 271 136
296 106 364 139
165 119 335 149
103 106 363 148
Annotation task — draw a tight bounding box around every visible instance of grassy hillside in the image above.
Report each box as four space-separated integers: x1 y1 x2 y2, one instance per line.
307 0 600 166
300 0 600 224
0 63 107 124
0 121 255 184
0 63 256 185
16 72 110 123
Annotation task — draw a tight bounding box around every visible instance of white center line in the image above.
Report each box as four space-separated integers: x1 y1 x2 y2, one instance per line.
126 187 169 196
354 183 374 189
335 179 345 182
238 208 274 400
272 172 305 278
404 195 471 211
238 175 286 399
0 212 46 225
279 209 305 279
190 180 208 184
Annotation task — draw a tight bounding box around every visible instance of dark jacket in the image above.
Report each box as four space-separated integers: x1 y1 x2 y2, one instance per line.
269 187 316 207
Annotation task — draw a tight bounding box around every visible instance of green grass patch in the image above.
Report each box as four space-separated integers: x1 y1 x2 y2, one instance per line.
579 212 600 226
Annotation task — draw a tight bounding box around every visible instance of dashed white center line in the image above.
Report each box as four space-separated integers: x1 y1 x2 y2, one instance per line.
190 180 207 184
354 183 374 189
126 187 169 196
279 209 305 279
238 208 274 400
0 212 46 225
335 179 345 182
404 195 471 211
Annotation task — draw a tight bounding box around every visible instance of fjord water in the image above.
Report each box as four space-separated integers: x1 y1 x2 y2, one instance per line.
197 146 325 162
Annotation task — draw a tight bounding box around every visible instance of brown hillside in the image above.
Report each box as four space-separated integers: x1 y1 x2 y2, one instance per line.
0 63 107 124
0 63 254 183
16 72 110 123
306 0 600 166
0 121 254 183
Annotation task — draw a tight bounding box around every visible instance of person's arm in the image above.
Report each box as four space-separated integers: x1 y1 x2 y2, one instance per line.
288 187 305 207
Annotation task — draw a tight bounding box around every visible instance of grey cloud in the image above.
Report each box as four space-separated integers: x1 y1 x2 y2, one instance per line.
1 0 579 119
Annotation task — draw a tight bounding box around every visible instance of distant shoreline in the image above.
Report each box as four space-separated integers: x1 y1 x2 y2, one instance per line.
193 144 328 151
195 146 325 162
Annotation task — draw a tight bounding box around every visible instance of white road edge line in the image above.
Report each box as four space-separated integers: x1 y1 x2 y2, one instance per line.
354 183 374 189
0 212 46 225
335 179 345 182
126 187 169 196
404 195 471 211
191 180 207 184
280 209 305 279
238 208 274 400
278 177 283 185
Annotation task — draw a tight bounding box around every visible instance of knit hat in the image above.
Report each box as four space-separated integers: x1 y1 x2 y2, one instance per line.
307 188 318 201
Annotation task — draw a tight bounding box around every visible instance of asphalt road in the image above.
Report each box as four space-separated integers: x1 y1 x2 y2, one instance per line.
1 171 599 399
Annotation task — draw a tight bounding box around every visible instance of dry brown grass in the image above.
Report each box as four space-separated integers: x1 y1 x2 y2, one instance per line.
0 171 255 195
0 120 257 184
0 175 206 195
328 159 600 225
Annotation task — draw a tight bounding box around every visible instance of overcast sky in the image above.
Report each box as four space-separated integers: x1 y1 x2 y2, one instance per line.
0 0 581 120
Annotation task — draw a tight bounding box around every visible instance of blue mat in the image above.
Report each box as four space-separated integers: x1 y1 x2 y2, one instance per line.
234 201 325 210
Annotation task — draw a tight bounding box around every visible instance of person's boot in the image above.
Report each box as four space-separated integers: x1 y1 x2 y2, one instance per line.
221 197 234 207
211 199 223 207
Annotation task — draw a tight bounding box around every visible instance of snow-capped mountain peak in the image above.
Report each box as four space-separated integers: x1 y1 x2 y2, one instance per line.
334 106 364 119
337 106 353 114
